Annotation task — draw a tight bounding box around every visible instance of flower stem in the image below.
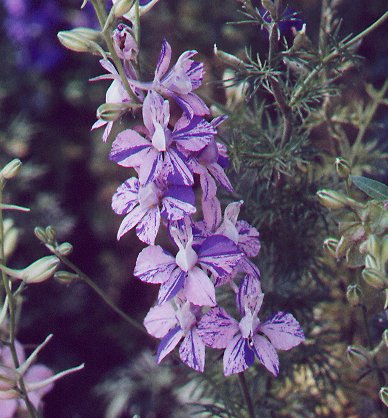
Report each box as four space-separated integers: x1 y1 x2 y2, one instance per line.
0 186 39 418
54 253 147 336
238 372 256 418
91 0 140 104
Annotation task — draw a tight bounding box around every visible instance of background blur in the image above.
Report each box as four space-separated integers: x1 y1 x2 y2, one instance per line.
0 0 386 417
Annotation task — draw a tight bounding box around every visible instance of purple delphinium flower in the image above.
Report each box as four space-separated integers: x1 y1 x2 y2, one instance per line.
144 299 206 372
197 287 305 376
129 39 209 117
112 176 196 244
110 91 215 186
134 218 243 306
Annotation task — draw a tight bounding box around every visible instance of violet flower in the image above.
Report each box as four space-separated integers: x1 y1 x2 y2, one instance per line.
134 218 243 306
110 91 215 186
112 176 196 244
197 288 305 376
144 300 206 372
129 39 209 117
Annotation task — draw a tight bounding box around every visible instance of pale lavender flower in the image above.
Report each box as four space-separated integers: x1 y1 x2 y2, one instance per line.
129 39 209 117
134 218 243 306
144 300 206 372
112 176 196 244
110 91 215 186
197 289 305 376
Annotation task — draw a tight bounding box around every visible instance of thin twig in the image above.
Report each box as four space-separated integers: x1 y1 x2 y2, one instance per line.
238 372 256 418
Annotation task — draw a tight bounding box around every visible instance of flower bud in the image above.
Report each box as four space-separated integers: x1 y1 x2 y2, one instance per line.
70 27 101 42
0 256 60 284
316 189 349 209
45 226 56 243
113 0 134 17
214 45 246 71
346 284 362 307
335 235 350 259
57 30 103 55
364 254 379 270
366 234 380 259
97 103 128 122
0 159 22 181
55 242 73 256
54 271 79 284
362 268 387 290
379 387 388 408
335 157 351 179
3 220 19 259
323 238 339 258
34 227 47 243
381 236 388 267
346 345 370 368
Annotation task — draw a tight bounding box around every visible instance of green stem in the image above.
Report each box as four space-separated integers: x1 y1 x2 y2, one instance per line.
0 186 39 418
238 373 256 418
91 0 139 104
54 253 146 336
290 12 388 107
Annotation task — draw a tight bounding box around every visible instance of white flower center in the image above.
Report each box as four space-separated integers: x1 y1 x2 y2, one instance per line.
138 183 160 209
175 244 198 272
151 122 167 152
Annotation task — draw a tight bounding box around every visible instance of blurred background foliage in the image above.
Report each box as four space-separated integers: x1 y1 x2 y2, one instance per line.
0 0 387 416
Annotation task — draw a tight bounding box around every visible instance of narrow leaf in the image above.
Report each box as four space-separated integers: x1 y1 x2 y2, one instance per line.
350 175 388 201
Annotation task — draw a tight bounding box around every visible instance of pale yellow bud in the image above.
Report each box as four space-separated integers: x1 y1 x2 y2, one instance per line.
0 159 22 181
316 189 349 209
362 268 387 290
322 238 339 258
346 284 362 307
56 242 73 256
335 157 351 179
346 345 370 368
113 0 134 17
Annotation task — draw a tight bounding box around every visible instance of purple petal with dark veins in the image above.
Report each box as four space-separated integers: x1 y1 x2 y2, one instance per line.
223 335 254 376
258 312 305 351
157 326 183 363
158 267 187 304
179 328 205 372
134 245 176 284
197 307 239 349
164 148 193 186
236 220 261 257
112 178 140 215
184 266 216 307
237 274 263 316
144 302 177 338
139 149 165 186
252 335 279 376
136 206 161 245
198 235 243 279
155 39 172 81
117 205 148 240
172 92 209 118
208 163 233 192
110 130 151 167
172 116 215 152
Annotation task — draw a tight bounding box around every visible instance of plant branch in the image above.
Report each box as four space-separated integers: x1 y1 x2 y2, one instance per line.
290 11 388 107
238 372 256 418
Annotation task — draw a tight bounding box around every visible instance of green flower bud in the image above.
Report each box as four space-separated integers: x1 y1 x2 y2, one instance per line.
113 0 134 17
335 236 350 259
58 30 93 53
56 242 73 256
34 227 47 243
366 234 380 259
96 103 129 122
365 254 379 270
69 27 101 42
0 256 60 284
381 236 388 267
3 219 19 259
323 238 339 258
316 189 349 209
346 345 370 368
0 159 22 180
54 271 79 284
214 45 245 71
335 157 351 179
362 268 387 289
379 387 388 408
45 226 56 243
346 284 362 307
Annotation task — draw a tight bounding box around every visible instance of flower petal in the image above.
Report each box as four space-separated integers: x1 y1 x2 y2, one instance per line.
157 326 183 363
237 275 263 316
252 335 279 376
179 328 205 372
258 312 305 351
184 266 216 307
134 245 176 284
198 235 243 279
223 335 254 376
155 39 172 81
172 92 209 117
164 149 193 186
173 116 215 152
197 307 239 349
136 206 161 245
158 268 186 304
161 185 196 221
236 220 261 257
110 130 151 167
208 163 233 192
112 178 140 215
144 302 177 338
138 149 164 185
117 205 148 240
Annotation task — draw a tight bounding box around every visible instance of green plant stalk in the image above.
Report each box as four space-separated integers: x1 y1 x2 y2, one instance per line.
91 0 140 104
238 373 256 418
54 252 146 336
290 12 388 107
351 79 388 161
0 186 39 418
